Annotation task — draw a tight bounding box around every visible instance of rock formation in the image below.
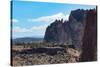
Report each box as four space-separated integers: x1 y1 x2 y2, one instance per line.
44 19 72 45
81 8 97 61
44 9 87 48
66 9 86 48
44 8 97 52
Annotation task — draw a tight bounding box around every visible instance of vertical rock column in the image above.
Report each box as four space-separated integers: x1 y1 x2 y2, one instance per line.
81 9 97 61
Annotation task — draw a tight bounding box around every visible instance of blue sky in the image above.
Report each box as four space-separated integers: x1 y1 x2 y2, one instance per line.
12 0 96 38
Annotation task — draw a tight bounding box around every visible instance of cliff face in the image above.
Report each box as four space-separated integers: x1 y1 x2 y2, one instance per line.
44 9 97 49
67 9 86 48
81 9 97 61
44 19 71 44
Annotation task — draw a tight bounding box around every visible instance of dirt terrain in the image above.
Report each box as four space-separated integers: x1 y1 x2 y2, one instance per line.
11 44 80 66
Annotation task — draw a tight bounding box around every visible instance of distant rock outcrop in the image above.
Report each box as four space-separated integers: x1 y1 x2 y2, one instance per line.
44 9 97 50
44 19 71 44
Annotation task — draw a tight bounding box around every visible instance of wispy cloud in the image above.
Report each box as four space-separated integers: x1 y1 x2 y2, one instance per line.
13 27 32 33
28 13 69 23
13 25 47 33
12 19 19 23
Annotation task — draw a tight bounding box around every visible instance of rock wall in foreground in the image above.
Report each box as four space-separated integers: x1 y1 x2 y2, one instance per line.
81 9 97 61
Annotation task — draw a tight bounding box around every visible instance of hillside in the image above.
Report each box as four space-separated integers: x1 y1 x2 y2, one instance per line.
13 37 43 43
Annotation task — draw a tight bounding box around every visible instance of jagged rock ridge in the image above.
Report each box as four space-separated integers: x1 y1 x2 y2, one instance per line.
44 9 96 49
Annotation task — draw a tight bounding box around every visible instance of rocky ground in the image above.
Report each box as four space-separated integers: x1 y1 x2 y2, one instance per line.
11 44 81 66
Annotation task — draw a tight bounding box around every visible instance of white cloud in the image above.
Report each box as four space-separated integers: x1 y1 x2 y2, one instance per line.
13 25 47 33
31 25 47 30
12 19 19 23
13 27 32 33
13 13 69 38
28 13 69 23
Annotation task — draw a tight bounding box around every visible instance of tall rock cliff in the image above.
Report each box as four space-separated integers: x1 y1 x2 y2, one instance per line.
67 9 86 48
81 9 97 61
44 19 70 44
44 9 97 50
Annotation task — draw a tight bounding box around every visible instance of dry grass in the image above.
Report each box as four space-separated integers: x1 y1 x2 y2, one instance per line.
11 44 81 66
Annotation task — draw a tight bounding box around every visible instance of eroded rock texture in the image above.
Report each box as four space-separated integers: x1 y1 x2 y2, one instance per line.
44 9 87 48
81 9 97 61
44 9 97 61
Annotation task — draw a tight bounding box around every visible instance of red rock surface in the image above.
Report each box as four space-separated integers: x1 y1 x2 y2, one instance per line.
81 8 97 61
